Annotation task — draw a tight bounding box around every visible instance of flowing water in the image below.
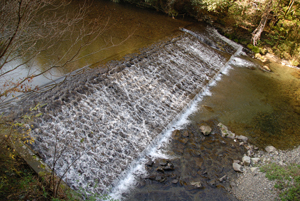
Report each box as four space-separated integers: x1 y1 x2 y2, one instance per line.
2 0 300 200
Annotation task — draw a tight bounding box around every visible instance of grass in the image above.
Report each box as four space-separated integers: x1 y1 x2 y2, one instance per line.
260 163 300 201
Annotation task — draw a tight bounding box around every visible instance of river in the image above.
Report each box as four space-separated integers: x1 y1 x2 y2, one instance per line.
2 0 300 200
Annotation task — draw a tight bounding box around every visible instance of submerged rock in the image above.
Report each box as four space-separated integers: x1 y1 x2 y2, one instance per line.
190 181 204 189
172 179 179 184
163 162 174 171
145 159 154 167
208 179 217 188
219 175 227 182
236 135 248 142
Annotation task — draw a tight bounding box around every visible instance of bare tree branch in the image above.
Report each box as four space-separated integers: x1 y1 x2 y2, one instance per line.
0 0 133 102
252 0 273 46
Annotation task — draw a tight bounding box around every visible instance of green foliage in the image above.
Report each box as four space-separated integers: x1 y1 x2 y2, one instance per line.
261 163 300 201
0 145 48 200
191 0 231 12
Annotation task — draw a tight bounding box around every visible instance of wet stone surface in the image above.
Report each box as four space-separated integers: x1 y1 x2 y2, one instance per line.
126 120 246 201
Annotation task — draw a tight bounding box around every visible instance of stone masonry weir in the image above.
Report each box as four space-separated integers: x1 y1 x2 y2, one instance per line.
3 28 246 196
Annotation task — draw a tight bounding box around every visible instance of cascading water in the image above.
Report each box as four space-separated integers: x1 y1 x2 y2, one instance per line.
5 28 257 199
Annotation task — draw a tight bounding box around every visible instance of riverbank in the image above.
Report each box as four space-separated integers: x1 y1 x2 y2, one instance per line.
230 145 300 201
118 0 300 68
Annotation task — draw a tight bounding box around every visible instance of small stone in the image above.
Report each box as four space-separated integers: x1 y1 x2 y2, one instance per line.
247 150 254 157
265 146 278 154
155 175 166 182
251 158 260 165
219 175 227 182
200 124 212 136
190 181 203 189
163 163 174 171
156 167 164 173
262 65 271 72
242 155 251 166
236 135 248 142
250 167 259 173
233 163 243 172
158 159 168 166
208 179 216 187
233 160 241 164
172 179 179 184
145 160 154 167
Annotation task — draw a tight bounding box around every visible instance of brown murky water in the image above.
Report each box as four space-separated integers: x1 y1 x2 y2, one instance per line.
34 0 194 77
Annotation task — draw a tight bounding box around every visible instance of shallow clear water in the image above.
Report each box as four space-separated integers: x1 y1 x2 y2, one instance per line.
190 63 300 150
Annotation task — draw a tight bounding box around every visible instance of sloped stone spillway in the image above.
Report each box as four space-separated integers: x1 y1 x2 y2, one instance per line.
10 29 243 196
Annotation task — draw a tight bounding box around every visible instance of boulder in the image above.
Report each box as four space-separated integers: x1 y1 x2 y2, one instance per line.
199 124 212 136
233 162 243 172
242 155 251 166
218 123 235 139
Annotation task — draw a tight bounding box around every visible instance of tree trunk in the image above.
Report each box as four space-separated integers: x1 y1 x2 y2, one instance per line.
252 0 273 46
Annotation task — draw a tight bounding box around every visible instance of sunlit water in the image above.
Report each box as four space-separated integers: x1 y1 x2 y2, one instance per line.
2 0 300 200
190 62 300 150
